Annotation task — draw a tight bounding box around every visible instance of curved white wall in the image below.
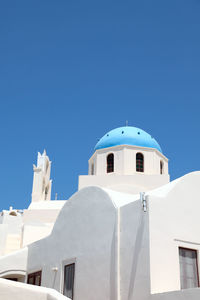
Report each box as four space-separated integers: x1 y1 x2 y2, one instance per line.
26 187 118 300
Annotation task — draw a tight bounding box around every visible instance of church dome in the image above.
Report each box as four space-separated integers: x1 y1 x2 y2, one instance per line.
94 126 162 153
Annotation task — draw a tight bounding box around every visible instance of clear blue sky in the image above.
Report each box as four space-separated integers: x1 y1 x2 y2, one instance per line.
0 0 200 210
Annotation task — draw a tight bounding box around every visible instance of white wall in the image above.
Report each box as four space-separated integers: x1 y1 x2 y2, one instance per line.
22 201 66 246
88 145 168 176
22 224 54 247
79 173 169 194
26 187 118 300
149 171 200 294
0 247 28 279
0 212 23 255
0 278 69 300
84 145 169 195
120 198 151 300
2 180 200 300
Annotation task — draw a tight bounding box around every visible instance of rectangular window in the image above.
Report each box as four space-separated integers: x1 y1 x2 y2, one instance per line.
179 247 199 289
63 263 75 299
27 271 42 286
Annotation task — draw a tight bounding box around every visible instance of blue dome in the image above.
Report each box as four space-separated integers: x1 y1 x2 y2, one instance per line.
95 126 162 153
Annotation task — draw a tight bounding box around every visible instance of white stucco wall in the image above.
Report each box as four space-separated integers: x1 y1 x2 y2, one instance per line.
0 212 23 255
26 187 119 300
151 287 200 300
149 171 200 294
83 145 169 195
79 173 169 194
0 278 69 300
22 201 66 246
3 187 151 300
119 198 150 300
1 187 150 300
22 224 54 247
0 224 8 255
88 145 168 176
2 178 200 300
0 247 28 279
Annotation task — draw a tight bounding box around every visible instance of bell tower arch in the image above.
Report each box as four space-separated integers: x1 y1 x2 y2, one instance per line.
31 150 52 202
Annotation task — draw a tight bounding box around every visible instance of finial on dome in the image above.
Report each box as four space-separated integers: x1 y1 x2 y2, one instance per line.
126 120 128 126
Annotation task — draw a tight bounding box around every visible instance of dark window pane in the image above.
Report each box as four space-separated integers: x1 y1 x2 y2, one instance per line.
160 161 163 174
136 153 144 172
91 163 94 175
179 248 199 289
63 263 75 299
27 271 42 286
107 153 114 173
28 277 34 285
35 275 41 286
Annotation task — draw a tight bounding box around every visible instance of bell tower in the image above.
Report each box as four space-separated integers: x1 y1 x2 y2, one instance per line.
31 150 52 202
79 126 170 194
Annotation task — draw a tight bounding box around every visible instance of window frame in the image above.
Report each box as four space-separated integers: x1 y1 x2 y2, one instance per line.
27 270 42 286
91 163 94 175
107 153 114 173
61 258 76 299
179 246 200 289
63 263 75 300
160 160 164 174
136 152 144 173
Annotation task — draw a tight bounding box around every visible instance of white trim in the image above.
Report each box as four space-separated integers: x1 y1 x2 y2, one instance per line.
174 239 200 246
89 144 168 162
0 270 26 277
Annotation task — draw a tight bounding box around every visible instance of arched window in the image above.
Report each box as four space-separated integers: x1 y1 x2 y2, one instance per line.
160 160 164 174
9 211 17 216
136 153 144 172
107 153 114 173
45 186 49 200
91 163 94 175
46 160 49 173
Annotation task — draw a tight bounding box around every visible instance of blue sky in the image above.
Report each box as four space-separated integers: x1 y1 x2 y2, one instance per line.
0 0 200 210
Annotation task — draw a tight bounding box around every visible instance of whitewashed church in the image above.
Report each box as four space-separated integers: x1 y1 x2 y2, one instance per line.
0 126 200 300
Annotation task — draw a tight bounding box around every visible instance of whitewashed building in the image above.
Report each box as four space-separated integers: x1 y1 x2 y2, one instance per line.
0 126 200 300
